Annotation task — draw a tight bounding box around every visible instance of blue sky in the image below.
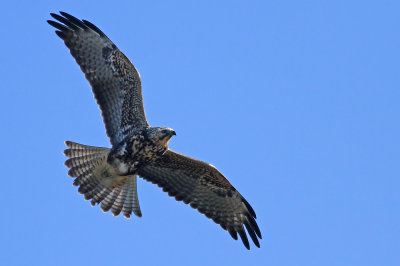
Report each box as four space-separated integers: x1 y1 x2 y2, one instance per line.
1 1 399 265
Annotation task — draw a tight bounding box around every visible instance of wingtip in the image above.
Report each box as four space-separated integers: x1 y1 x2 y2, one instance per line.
228 228 238 240
244 222 260 248
59 11 69 17
242 197 257 218
238 227 250 250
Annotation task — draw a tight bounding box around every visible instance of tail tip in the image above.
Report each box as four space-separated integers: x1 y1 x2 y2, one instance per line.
64 140 72 147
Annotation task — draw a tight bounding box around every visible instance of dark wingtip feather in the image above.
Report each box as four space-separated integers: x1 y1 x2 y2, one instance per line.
50 13 79 31
242 197 262 242
55 31 66 39
244 223 260 248
255 225 262 239
238 227 250 250
47 20 68 32
228 228 238 240
82 19 106 36
242 197 257 218
50 11 109 40
247 214 262 239
59 11 87 29
49 13 59 20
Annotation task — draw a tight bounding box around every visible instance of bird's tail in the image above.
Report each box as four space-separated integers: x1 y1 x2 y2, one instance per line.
63 141 142 218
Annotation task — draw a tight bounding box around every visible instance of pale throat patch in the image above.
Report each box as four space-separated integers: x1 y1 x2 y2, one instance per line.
161 137 173 147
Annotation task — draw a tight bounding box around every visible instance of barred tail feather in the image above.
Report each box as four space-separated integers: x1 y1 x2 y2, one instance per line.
64 141 110 158
122 176 142 218
112 183 129 216
91 188 112 206
101 186 122 212
63 141 142 219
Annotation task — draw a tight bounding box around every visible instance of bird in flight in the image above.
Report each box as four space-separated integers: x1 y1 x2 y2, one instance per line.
48 11 261 249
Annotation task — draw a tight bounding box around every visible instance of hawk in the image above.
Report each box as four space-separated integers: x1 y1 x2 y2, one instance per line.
48 11 261 249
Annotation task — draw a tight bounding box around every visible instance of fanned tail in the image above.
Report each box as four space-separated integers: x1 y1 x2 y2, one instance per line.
63 141 142 218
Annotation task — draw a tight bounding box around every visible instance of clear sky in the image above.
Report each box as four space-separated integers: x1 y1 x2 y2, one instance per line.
0 1 399 265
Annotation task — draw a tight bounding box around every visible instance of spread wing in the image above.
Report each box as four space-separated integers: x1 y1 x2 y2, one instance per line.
137 150 262 249
48 12 149 146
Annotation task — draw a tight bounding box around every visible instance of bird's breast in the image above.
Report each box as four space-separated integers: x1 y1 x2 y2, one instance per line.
108 135 167 176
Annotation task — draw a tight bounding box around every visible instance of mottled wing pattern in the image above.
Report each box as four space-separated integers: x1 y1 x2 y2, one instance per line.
138 150 262 249
48 12 149 145
64 141 142 218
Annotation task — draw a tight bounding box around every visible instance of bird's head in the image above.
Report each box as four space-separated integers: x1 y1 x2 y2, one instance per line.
146 127 176 147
